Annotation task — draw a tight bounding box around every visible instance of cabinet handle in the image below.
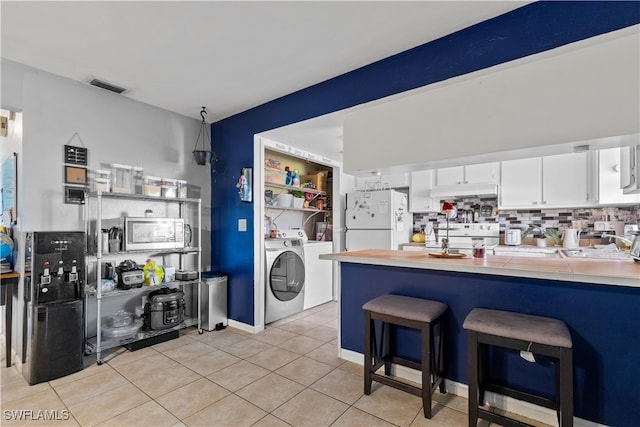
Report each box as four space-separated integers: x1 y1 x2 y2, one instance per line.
532 201 538 204
542 201 547 204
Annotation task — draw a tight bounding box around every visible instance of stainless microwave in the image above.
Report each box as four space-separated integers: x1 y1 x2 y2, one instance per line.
123 217 184 251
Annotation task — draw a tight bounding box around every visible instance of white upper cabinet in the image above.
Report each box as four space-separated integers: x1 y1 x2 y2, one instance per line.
500 152 594 209
436 166 464 186
410 170 438 212
435 163 498 186
465 163 500 184
500 158 542 208
542 152 590 206
598 147 640 205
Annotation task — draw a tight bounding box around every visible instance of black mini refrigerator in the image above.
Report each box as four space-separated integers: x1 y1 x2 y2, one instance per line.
23 231 85 385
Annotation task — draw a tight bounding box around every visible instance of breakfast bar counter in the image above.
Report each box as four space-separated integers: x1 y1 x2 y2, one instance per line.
320 249 640 287
321 250 640 426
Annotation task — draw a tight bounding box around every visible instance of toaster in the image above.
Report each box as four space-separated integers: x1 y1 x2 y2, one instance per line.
504 229 522 246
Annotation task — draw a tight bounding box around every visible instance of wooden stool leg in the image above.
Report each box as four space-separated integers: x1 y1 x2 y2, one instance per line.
467 331 479 427
383 321 391 375
364 310 373 395
422 324 432 418
559 347 574 427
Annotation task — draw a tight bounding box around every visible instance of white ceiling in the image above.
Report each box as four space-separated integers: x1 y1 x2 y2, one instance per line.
1 1 528 161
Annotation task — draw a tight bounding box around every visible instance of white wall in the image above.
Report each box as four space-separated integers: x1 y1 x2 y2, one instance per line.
1 59 211 233
1 59 214 363
343 26 640 174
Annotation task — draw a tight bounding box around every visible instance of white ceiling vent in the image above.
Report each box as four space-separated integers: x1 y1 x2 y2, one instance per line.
88 78 127 94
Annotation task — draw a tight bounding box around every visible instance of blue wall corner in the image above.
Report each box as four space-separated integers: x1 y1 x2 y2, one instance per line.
210 1 640 326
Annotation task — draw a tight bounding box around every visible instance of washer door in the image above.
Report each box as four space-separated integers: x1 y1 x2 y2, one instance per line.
269 251 305 301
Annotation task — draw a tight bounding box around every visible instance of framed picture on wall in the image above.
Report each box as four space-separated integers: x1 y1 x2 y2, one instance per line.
237 167 252 203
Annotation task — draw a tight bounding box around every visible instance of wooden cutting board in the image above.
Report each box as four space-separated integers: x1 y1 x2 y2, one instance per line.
428 252 466 258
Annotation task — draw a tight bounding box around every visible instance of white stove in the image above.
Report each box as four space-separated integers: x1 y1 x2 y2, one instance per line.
425 223 500 252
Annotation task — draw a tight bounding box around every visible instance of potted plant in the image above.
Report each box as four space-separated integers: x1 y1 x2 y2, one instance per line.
289 190 305 208
521 225 561 247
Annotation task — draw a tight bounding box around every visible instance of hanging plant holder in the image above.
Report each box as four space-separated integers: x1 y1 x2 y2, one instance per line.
192 107 217 166
193 150 213 165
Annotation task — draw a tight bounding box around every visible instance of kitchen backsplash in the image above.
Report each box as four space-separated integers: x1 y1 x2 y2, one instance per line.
413 197 640 236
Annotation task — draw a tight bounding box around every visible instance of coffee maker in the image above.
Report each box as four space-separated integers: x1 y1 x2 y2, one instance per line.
23 231 85 385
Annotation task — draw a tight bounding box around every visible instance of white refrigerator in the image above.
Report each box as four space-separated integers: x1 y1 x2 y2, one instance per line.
345 189 413 251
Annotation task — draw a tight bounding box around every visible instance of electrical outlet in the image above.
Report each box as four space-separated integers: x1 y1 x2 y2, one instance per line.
238 218 247 232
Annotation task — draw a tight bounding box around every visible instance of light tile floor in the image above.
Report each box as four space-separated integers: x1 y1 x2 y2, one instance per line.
1 302 551 427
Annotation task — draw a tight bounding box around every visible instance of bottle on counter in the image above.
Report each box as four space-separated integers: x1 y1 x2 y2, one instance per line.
472 204 480 222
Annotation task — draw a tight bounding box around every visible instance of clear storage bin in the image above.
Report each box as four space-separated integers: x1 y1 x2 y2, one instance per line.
177 180 188 199
161 178 177 198
132 166 144 194
92 169 111 193
143 176 162 197
111 163 133 194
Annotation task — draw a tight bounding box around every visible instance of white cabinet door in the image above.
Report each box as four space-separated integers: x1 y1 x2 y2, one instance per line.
410 170 437 212
499 158 542 208
436 166 464 186
542 152 589 206
303 242 333 310
465 162 499 184
598 147 640 205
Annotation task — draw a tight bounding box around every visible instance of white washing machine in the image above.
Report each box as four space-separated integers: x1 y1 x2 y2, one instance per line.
278 229 333 310
264 238 305 324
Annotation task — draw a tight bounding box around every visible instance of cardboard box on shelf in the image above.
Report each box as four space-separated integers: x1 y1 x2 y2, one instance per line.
300 171 328 192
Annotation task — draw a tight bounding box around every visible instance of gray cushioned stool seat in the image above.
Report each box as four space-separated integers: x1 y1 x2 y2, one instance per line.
363 295 448 323
463 308 572 348
463 308 573 427
363 294 448 419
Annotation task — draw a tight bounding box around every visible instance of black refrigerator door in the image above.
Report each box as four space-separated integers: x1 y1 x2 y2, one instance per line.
25 300 84 385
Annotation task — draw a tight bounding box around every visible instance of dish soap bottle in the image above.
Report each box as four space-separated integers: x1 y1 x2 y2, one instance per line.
285 166 293 186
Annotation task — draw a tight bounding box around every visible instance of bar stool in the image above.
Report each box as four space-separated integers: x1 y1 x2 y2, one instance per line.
363 294 447 419
463 308 573 427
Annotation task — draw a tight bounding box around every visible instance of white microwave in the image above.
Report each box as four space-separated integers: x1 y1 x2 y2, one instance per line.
123 217 184 251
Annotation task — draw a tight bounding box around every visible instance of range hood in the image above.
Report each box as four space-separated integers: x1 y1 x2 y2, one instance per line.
429 183 498 199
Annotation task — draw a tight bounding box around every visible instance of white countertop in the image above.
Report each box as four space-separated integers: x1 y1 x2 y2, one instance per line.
320 249 640 288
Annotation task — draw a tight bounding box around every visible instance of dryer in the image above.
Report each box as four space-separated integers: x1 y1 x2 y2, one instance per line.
265 238 305 324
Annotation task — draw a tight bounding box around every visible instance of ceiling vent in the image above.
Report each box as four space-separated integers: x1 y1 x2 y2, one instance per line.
89 78 127 94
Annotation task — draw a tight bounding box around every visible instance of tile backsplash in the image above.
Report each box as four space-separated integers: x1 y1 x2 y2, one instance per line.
413 197 639 237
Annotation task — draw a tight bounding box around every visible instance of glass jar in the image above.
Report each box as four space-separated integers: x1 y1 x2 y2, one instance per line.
472 238 485 258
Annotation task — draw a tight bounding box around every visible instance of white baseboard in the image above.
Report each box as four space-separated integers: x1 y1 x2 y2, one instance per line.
227 319 263 334
339 348 606 427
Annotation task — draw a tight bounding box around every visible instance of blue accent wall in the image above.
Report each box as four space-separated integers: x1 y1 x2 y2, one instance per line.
210 2 640 326
340 263 640 426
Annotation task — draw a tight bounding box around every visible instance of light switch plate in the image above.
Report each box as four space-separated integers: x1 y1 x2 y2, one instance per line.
238 218 247 232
